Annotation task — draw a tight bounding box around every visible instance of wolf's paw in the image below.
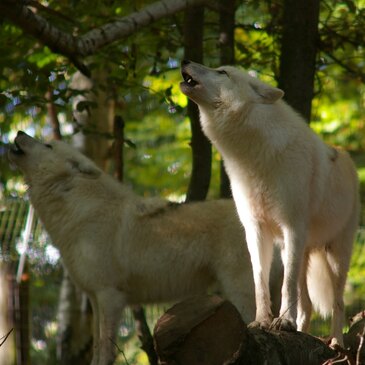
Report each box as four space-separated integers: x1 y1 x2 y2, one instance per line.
248 320 272 330
270 317 297 332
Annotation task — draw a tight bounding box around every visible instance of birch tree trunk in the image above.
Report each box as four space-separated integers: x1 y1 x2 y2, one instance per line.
55 68 115 364
70 69 115 170
0 262 15 365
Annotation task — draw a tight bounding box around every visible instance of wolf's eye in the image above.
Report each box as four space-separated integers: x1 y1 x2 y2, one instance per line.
217 70 228 76
45 144 53 149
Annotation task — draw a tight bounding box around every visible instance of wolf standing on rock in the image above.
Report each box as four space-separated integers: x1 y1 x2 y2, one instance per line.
180 60 360 344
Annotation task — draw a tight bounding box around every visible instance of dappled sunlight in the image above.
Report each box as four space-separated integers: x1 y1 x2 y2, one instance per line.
144 69 188 109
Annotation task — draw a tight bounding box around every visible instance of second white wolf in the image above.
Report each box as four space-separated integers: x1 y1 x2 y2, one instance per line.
180 60 360 345
9 132 257 365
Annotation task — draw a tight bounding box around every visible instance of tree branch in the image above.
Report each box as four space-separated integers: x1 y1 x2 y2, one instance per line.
323 52 365 83
0 0 207 63
0 0 78 55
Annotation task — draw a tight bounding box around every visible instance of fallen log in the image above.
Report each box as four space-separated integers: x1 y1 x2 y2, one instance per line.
153 295 358 365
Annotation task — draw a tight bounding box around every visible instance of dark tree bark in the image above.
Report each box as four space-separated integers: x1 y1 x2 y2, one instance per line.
132 306 158 365
45 88 62 141
154 296 356 365
113 116 125 183
218 0 236 198
184 6 212 202
278 0 320 122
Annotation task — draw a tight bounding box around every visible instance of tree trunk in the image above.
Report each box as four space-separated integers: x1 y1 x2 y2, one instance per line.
70 69 115 170
0 262 15 365
55 68 116 364
218 0 235 198
56 267 92 365
46 88 93 365
113 115 125 182
278 0 320 122
13 262 30 365
132 306 158 365
154 295 354 365
184 6 212 202
45 88 62 141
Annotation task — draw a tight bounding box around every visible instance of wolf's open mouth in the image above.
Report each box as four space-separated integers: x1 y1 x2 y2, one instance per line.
182 72 198 87
10 140 25 155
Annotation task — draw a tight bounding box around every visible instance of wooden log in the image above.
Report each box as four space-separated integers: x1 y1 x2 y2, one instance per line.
153 295 349 365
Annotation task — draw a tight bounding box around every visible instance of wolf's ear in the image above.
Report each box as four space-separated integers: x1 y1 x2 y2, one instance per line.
67 159 101 178
250 81 284 104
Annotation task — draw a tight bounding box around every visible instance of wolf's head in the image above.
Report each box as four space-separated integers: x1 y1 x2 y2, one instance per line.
8 131 101 187
180 60 284 110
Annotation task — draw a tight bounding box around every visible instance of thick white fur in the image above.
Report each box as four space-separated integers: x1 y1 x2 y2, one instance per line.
9 133 256 365
180 61 360 344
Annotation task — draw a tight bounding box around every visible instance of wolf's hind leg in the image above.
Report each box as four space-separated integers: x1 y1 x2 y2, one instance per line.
326 240 353 345
217 261 256 324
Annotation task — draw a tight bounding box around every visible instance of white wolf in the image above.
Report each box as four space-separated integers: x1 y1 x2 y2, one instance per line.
8 131 256 365
180 60 360 344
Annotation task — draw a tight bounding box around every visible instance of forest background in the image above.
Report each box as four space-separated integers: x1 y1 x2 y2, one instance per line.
0 0 364 364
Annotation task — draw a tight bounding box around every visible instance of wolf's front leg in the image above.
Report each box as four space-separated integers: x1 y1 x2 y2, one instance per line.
272 225 307 331
96 289 126 365
244 221 274 329
89 295 100 365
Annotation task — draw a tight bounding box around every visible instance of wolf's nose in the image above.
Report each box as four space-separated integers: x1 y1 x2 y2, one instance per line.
182 59 191 66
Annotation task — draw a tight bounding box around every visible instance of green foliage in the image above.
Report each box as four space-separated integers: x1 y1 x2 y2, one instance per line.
0 1 365 362
348 228 365 301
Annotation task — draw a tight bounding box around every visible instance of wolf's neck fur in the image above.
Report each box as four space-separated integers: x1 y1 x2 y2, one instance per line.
29 174 134 250
199 100 307 166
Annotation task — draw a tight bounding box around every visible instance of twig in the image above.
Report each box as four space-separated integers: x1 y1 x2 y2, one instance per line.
23 0 79 24
109 337 130 365
268 296 300 331
322 353 351 364
0 328 14 347
356 325 365 365
132 306 158 365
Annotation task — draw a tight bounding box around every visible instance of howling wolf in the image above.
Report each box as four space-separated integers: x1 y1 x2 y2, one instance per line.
180 60 360 345
9 131 257 365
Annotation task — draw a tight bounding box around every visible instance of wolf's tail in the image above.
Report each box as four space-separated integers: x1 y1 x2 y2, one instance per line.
306 250 333 317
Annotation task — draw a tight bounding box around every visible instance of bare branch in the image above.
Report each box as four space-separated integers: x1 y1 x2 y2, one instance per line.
0 328 13 347
0 0 78 56
323 52 365 83
0 0 207 63
356 326 365 365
